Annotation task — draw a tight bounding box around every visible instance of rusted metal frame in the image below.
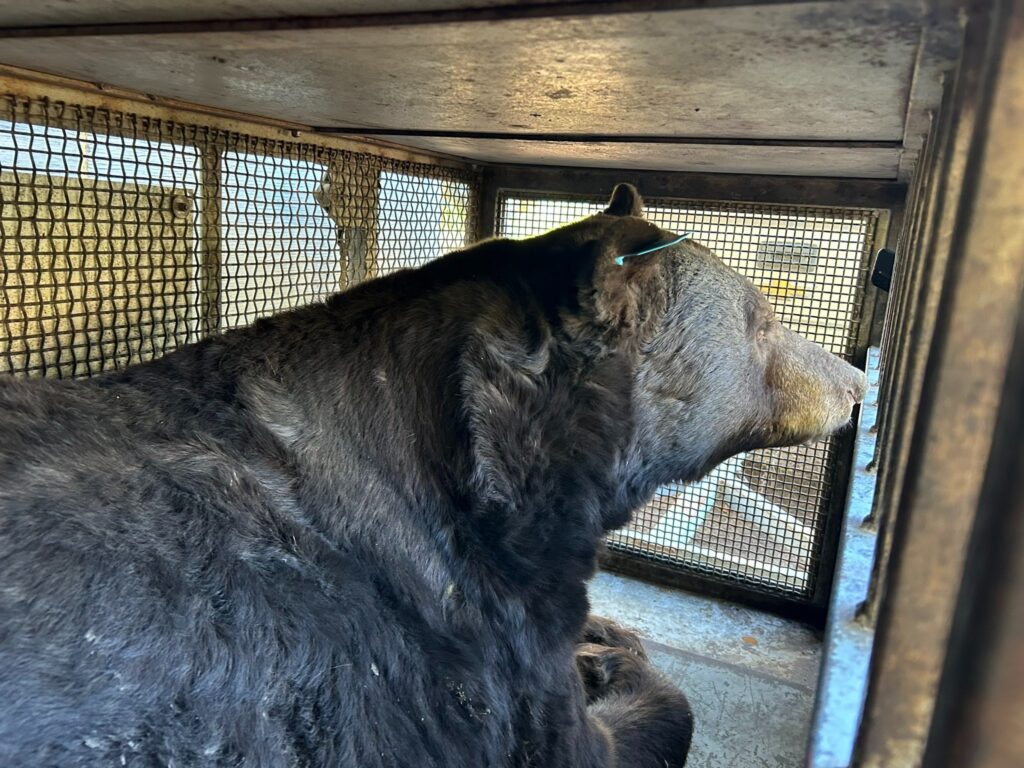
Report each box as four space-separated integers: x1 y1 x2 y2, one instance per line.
199 141 222 337
315 130 903 151
872 199 911 396
866 62 957 536
865 106 942 530
599 549 828 626
876 136 927 379
855 211 891 367
854 0 1024 764
875 83 948 422
477 165 500 240
873 174 926 410
484 165 907 210
886 105 942 373
857 200 922 600
866 202 903 347
861 13 980 623
876 115 936 403
808 208 891 614
0 1 833 39
807 421 861 617
0 65 476 171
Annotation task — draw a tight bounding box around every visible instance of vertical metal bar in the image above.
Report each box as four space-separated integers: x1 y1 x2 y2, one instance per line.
866 205 900 349
200 141 221 337
859 118 938 599
477 165 499 239
854 211 890 366
812 209 890 610
361 156 383 280
335 153 379 283
873 105 938 465
854 0 1024 763
316 157 361 290
924 290 1024 768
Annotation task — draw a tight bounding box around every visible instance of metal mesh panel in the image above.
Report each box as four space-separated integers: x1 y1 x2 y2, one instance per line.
499 192 877 598
1 93 478 378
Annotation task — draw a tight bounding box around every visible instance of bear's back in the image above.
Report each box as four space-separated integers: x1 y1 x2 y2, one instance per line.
0 230 618 767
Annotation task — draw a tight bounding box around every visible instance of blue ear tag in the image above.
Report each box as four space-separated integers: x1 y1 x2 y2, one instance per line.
614 233 692 266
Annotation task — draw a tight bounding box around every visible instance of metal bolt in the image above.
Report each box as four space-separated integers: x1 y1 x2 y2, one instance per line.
170 195 190 219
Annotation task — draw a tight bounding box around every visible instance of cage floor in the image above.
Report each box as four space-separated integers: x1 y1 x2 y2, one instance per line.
588 571 821 768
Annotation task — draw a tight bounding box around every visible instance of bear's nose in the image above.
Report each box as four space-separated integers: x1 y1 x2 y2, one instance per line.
847 369 869 405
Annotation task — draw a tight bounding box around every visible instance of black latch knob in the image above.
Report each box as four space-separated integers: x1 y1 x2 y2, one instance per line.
871 248 895 292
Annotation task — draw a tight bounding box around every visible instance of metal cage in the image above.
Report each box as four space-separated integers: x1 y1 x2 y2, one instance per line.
1 91 480 379
1 80 886 613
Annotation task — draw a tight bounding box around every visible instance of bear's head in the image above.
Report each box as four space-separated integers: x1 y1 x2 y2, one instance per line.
548 183 868 497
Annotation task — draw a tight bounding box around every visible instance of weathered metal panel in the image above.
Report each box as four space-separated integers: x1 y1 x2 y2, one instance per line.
0 1 833 28
482 164 908 209
0 0 581 27
375 138 904 178
924 282 1024 768
0 3 929 179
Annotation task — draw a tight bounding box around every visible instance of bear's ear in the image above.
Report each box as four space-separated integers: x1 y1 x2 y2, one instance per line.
587 217 672 338
604 183 644 217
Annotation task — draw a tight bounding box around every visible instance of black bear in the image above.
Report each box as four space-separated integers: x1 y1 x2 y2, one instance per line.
0 183 866 767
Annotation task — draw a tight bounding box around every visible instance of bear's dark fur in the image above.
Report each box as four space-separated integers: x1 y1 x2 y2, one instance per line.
0 184 866 767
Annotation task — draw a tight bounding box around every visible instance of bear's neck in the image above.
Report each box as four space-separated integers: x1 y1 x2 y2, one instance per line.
257 273 640 638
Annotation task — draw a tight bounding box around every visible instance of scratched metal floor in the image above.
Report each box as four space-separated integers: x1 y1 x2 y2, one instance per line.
588 571 821 768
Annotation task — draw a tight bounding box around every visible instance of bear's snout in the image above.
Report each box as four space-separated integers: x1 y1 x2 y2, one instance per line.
766 329 870 446
819 357 868 436
843 366 869 406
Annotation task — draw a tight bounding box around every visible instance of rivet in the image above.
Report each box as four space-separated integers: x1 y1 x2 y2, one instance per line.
170 195 190 218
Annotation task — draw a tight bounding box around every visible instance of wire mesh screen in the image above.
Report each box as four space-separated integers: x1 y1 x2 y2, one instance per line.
1 93 478 378
499 192 877 598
